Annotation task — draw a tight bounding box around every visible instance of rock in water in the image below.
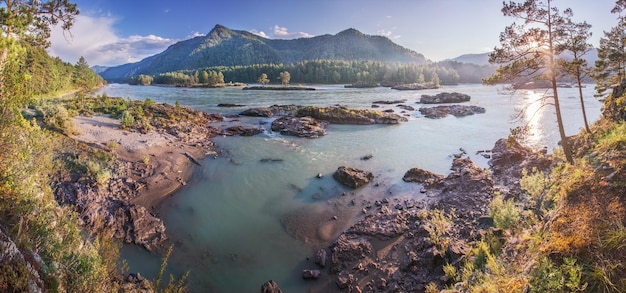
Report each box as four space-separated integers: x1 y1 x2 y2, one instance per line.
240 107 274 117
402 168 444 187
333 166 374 188
302 269 321 279
315 248 327 267
260 280 283 293
420 92 471 104
419 105 485 119
271 116 327 138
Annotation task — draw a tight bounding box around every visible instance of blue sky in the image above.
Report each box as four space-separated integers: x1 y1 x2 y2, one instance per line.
48 0 620 66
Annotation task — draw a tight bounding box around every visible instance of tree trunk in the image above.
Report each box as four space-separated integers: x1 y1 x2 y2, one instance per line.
548 0 574 164
576 67 591 133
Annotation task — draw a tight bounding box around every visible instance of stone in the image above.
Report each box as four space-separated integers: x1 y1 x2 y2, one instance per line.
302 269 321 279
419 105 486 119
336 272 355 289
402 168 444 186
315 249 327 267
271 116 327 138
420 92 471 104
333 166 374 188
240 107 273 117
222 125 263 136
260 280 283 293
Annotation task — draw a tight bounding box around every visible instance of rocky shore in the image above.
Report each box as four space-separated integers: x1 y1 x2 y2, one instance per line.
298 138 553 292
55 103 224 251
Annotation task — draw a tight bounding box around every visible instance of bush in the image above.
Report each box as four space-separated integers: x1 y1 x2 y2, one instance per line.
120 111 135 129
39 103 75 133
489 194 520 230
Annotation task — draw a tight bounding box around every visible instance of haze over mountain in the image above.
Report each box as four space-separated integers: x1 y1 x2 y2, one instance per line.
99 25 429 81
448 48 599 67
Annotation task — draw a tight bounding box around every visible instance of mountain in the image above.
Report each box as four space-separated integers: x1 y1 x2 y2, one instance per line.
90 65 109 74
100 25 429 81
448 48 599 67
448 53 491 66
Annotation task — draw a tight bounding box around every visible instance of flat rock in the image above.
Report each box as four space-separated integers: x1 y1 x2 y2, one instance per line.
260 280 283 293
419 105 485 119
271 116 327 138
420 92 471 104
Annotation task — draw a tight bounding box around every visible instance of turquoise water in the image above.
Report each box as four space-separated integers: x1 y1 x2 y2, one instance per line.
96 84 602 292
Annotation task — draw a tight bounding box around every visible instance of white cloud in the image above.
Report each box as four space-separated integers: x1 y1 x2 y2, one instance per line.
251 25 312 39
377 28 401 40
250 29 269 38
48 15 178 66
187 31 205 38
271 25 313 39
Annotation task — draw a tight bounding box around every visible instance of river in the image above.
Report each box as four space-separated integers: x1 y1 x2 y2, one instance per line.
94 83 602 292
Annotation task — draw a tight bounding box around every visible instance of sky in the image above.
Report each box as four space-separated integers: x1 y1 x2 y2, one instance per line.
48 0 621 67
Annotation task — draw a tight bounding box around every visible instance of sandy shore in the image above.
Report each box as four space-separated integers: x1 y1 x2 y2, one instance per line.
71 114 213 209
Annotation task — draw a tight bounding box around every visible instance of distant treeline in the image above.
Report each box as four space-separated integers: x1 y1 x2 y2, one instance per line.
124 60 496 86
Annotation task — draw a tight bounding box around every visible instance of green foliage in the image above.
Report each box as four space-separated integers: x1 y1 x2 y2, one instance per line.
489 194 521 230
593 17 626 96
424 209 455 253
154 245 189 293
38 102 75 134
424 282 439 293
520 167 557 216
120 110 135 129
529 257 587 292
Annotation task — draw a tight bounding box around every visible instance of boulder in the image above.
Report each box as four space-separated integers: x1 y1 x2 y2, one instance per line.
302 269 321 279
315 249 327 267
420 92 471 104
217 103 245 107
260 280 283 293
333 166 374 188
271 116 327 138
296 106 407 125
240 107 273 117
402 168 444 186
419 105 485 119
222 125 263 136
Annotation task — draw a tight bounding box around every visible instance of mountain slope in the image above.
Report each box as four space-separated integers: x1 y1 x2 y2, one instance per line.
100 25 428 80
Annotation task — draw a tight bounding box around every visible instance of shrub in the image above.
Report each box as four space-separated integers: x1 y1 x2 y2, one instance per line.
39 103 75 133
425 209 455 253
489 194 520 230
120 111 135 129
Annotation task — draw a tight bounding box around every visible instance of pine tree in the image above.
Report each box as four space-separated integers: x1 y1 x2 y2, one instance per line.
484 0 575 163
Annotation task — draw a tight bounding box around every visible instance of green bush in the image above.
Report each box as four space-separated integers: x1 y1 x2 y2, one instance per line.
120 111 135 129
489 194 520 230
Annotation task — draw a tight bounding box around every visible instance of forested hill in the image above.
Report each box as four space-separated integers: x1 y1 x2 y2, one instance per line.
99 24 428 80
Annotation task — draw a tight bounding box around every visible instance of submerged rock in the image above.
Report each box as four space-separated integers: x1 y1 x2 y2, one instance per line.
222 125 263 136
302 269 321 279
332 166 374 188
391 83 439 90
260 280 283 293
240 107 274 117
271 116 327 138
297 106 408 125
420 92 471 104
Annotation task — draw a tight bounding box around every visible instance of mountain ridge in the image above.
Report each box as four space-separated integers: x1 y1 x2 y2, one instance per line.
99 25 429 81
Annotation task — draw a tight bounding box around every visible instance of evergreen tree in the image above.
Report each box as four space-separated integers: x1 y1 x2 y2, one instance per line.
593 18 626 95
484 0 575 163
557 20 593 133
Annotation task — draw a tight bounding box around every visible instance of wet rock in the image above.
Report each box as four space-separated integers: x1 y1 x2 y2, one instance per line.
271 116 327 138
240 107 273 117
296 106 407 125
331 234 373 272
373 99 407 104
420 92 471 104
315 249 327 267
333 166 374 188
260 280 283 293
222 125 263 136
302 269 321 279
397 104 416 111
361 154 373 160
402 168 444 186
419 105 486 119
